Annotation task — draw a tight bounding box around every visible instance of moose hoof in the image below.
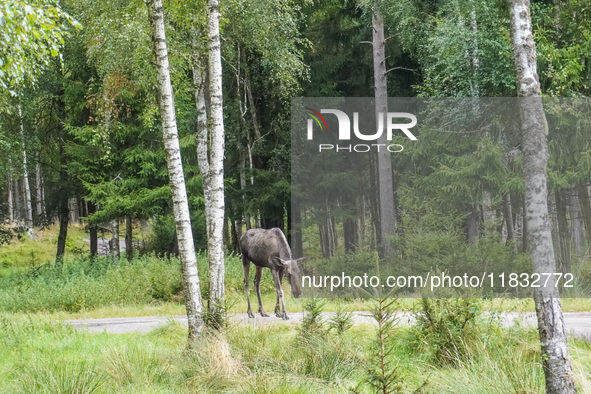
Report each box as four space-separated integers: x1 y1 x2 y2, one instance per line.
282 315 289 321
248 312 255 318
275 313 282 318
260 313 269 317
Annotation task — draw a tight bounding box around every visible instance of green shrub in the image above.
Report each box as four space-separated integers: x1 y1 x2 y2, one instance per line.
0 252 250 313
0 256 181 312
328 303 353 335
412 298 482 366
299 299 326 339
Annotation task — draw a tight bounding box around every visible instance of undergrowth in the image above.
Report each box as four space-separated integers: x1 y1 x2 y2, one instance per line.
0 253 244 313
1 313 589 393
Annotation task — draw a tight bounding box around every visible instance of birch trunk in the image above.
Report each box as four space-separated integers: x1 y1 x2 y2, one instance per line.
206 0 226 318
508 1 577 392
40 172 46 221
193 64 211 241
146 0 204 343
14 178 22 222
35 151 44 220
18 103 34 237
469 0 480 97
372 7 396 257
7 172 13 223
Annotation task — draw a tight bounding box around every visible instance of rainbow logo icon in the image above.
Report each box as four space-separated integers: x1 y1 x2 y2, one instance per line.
304 107 329 132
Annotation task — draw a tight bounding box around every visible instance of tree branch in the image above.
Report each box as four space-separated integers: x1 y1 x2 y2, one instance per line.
385 67 418 75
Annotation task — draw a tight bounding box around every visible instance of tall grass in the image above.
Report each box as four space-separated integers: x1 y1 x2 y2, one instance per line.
2 314 589 393
0 253 246 313
13 358 107 394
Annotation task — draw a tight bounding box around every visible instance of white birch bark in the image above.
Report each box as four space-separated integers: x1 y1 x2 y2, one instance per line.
7 172 13 223
35 151 44 220
372 6 396 257
508 1 577 392
193 63 211 241
205 0 226 316
14 178 21 222
469 0 480 97
18 103 34 238
146 0 204 342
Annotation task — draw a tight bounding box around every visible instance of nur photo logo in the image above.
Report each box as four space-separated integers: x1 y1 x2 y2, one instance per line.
304 107 418 153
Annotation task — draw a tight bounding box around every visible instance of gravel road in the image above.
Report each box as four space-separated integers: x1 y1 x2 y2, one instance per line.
65 311 591 340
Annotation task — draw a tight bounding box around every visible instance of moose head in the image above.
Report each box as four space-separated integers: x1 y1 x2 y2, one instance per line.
278 257 307 298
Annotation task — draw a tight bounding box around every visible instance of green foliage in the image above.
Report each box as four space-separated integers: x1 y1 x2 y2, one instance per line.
14 357 107 393
384 0 515 97
145 215 177 256
364 295 403 393
0 0 80 95
102 345 170 387
296 335 360 383
0 224 89 268
0 252 248 313
299 299 327 339
412 298 484 366
0 255 183 312
1 311 589 392
532 1 591 96
0 225 13 245
328 302 354 335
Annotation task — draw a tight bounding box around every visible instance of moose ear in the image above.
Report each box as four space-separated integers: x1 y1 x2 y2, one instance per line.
296 257 310 265
277 258 291 268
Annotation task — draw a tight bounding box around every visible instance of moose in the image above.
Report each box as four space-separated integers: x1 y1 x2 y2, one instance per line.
239 228 306 320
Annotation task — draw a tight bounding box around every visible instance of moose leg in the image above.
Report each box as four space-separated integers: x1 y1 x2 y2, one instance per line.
271 269 289 320
242 258 254 318
254 266 269 317
274 269 284 317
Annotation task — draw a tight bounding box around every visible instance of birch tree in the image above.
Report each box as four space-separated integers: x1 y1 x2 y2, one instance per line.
18 103 34 238
192 0 226 322
508 1 577 392
35 151 44 221
7 180 13 222
145 0 204 343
